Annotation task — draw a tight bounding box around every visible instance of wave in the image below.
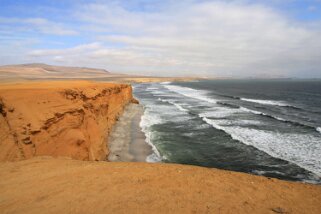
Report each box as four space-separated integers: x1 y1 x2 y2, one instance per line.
199 115 321 176
239 107 285 121
161 84 320 134
242 98 308 112
146 87 159 90
139 108 163 162
164 85 217 104
212 93 306 112
240 107 321 132
240 98 295 107
158 98 189 112
214 94 240 100
200 108 243 119
160 81 171 85
217 101 240 109
252 170 286 176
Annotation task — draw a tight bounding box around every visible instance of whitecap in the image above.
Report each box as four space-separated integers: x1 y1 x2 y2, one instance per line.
199 107 242 118
146 87 159 90
164 85 217 104
158 98 189 112
240 107 286 121
160 81 171 85
200 115 321 176
139 108 163 162
241 98 293 107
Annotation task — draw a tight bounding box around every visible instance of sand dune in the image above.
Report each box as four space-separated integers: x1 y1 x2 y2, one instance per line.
0 63 201 83
0 63 116 79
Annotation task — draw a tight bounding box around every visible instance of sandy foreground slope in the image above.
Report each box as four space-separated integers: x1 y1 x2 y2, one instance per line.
0 157 321 214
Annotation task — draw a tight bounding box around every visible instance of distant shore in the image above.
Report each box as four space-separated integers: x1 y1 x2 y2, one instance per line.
108 103 152 162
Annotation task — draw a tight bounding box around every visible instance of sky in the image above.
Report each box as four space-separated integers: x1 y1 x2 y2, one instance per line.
0 0 321 78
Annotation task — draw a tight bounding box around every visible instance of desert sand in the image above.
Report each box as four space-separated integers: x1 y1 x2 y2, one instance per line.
0 63 201 83
0 63 114 79
1 157 321 214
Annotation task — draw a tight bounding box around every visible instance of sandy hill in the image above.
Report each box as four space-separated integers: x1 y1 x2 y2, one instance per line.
0 63 200 83
0 63 116 79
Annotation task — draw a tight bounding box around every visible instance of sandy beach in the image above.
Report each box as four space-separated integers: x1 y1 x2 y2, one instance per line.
108 103 152 162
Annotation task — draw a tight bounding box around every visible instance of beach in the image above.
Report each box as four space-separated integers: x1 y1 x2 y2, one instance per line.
108 103 152 162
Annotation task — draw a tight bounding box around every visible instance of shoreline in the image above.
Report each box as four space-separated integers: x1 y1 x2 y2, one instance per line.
108 103 153 162
0 79 320 213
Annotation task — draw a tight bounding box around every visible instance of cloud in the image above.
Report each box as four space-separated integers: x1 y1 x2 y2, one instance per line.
19 1 321 77
29 42 101 57
0 17 77 36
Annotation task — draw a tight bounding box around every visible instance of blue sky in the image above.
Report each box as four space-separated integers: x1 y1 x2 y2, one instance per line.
0 0 321 77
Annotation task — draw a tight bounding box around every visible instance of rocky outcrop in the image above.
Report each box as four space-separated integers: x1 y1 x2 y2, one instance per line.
0 81 134 161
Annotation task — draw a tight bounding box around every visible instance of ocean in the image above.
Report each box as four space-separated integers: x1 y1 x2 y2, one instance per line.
133 79 321 183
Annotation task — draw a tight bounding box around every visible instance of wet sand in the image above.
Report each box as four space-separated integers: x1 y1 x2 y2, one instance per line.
108 103 152 162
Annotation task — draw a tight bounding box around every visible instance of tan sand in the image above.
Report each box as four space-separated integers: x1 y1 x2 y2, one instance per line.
108 103 152 162
0 157 321 214
0 63 113 79
0 63 202 83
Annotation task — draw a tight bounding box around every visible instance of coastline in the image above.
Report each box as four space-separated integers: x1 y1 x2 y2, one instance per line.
0 78 320 213
108 103 152 162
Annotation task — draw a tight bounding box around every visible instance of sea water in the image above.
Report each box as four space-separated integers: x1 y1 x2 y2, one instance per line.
134 79 321 183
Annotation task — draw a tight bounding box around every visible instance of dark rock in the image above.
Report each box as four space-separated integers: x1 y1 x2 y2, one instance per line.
271 207 287 213
22 136 32 144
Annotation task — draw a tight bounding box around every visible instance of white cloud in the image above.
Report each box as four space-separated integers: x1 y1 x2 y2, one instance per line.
24 1 321 77
29 42 101 57
0 17 77 36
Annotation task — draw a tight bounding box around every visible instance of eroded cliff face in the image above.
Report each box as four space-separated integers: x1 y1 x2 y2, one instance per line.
0 81 134 161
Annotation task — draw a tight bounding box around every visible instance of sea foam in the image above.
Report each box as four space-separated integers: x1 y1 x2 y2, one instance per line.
164 85 217 104
139 108 163 162
200 115 321 176
240 98 293 107
158 98 189 112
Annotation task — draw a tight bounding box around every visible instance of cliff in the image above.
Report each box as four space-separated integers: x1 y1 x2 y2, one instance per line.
0 81 134 161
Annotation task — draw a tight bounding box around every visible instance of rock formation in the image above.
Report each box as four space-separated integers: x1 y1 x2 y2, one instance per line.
0 81 135 161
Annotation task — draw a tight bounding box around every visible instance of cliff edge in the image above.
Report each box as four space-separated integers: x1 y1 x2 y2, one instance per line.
0 81 134 161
